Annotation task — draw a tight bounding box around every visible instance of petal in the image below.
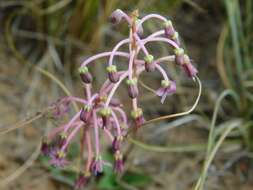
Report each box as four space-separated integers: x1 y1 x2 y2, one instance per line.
156 87 166 97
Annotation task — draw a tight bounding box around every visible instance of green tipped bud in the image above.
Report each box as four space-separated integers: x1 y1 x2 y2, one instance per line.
106 65 117 73
131 108 143 119
174 48 184 56
172 32 179 40
99 107 112 116
78 66 89 74
126 78 137 85
163 20 173 28
57 150 66 158
161 80 171 88
144 54 154 64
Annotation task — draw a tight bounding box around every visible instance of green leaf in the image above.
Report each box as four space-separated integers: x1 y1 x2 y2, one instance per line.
122 171 152 187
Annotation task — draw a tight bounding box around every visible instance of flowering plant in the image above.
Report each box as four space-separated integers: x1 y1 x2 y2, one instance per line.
41 9 200 189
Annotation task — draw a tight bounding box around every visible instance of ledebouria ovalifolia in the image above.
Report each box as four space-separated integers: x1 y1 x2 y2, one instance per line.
41 9 201 189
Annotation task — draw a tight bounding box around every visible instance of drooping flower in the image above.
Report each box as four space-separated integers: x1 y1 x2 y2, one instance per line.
144 54 156 72
126 78 139 99
182 55 198 78
164 20 175 38
107 65 120 83
156 80 176 104
74 172 90 189
90 157 103 176
99 107 112 128
114 150 124 173
110 9 125 24
171 32 180 45
131 108 145 128
112 135 123 152
41 141 51 156
80 105 92 123
78 66 93 83
174 48 184 65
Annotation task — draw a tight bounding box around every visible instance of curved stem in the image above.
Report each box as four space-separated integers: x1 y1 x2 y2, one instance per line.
105 71 129 107
111 110 121 136
63 110 81 133
143 36 179 49
108 39 130 66
138 14 167 28
93 110 100 157
81 51 129 67
61 122 83 151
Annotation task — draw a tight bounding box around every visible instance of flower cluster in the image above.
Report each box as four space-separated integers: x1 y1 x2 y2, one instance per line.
41 9 198 189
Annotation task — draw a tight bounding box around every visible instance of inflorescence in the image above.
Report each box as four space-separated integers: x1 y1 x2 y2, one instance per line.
41 9 198 189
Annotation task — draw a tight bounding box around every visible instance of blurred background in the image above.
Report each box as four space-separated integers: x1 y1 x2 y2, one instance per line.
0 0 252 189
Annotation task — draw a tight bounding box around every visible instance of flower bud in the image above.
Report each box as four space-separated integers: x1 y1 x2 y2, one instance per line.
90 157 103 176
78 66 93 83
99 107 112 128
182 55 198 78
144 54 156 72
41 141 51 156
126 78 138 99
174 48 184 65
110 9 124 24
106 65 120 83
80 105 92 123
114 150 124 173
172 32 180 45
112 135 123 152
164 20 175 38
131 108 145 127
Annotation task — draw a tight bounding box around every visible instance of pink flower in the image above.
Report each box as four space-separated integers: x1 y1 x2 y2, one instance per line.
49 150 69 168
114 151 124 173
78 66 93 83
156 80 176 104
131 108 145 128
107 65 120 83
164 20 175 38
90 157 103 175
126 78 139 99
144 54 156 72
182 55 198 78
110 9 125 24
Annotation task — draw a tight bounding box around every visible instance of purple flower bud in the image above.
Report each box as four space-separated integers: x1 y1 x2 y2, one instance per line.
107 65 120 83
74 172 90 189
41 141 51 156
144 54 156 72
182 55 198 78
126 78 138 99
78 66 93 83
156 80 176 104
80 105 92 123
110 9 124 24
174 48 184 65
90 157 103 176
131 108 145 128
112 135 123 152
99 107 112 128
114 151 124 173
164 20 175 38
